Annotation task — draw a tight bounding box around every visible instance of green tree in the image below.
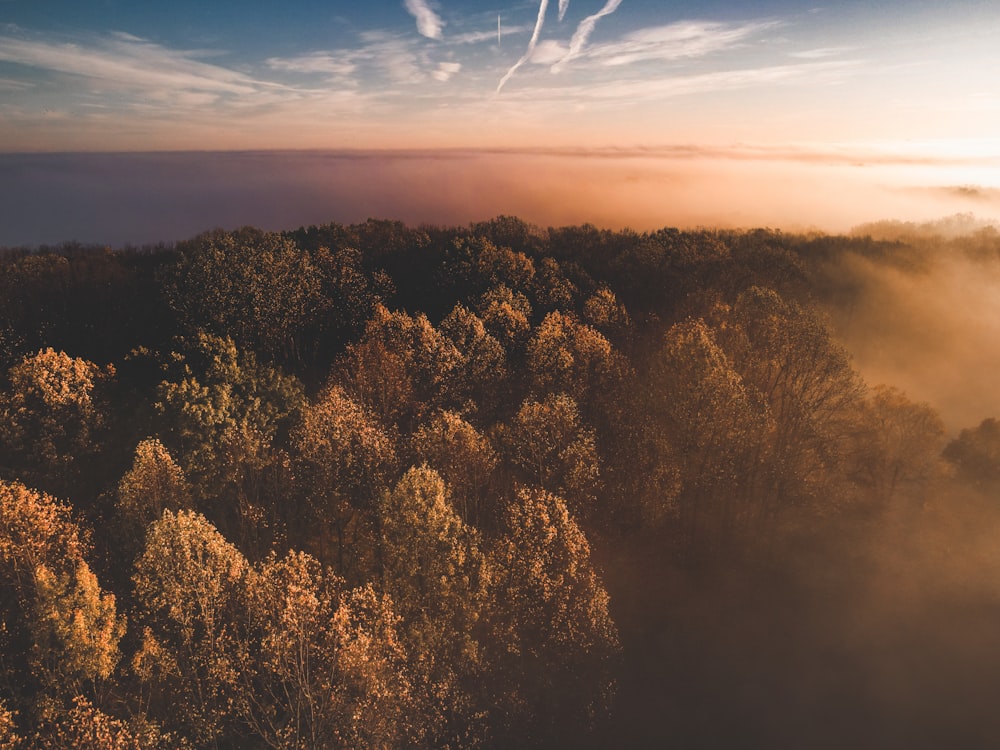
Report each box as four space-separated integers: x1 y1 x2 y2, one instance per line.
165 227 321 365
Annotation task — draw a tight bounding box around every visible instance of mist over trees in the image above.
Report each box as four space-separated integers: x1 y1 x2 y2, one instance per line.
1 216 1000 747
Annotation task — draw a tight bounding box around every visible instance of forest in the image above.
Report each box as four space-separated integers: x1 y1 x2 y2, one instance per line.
2 215 1000 748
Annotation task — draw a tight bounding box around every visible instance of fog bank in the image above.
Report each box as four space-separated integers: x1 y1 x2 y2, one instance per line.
2 149 996 247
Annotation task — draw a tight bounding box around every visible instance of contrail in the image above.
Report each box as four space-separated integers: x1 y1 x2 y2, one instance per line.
558 0 570 21
552 0 624 72
496 0 550 93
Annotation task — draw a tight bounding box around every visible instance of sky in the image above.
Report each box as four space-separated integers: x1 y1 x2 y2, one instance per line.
1 1 999 242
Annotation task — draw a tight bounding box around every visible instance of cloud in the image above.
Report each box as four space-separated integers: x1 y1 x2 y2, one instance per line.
552 0 624 73
499 59 860 103
531 40 568 65
404 0 444 40
590 19 781 67
558 0 570 22
497 0 550 93
432 61 461 82
267 53 356 77
449 24 530 45
789 46 853 60
0 31 265 96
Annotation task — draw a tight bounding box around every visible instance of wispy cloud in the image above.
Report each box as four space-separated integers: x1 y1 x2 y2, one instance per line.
266 53 356 77
552 0 625 73
789 46 853 60
449 24 529 45
0 31 267 96
501 59 860 103
590 20 781 67
497 0 550 93
404 0 444 40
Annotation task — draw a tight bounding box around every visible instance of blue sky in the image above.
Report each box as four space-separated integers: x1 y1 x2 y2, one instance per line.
1 1 998 154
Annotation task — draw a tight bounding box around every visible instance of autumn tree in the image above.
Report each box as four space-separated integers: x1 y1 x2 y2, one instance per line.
438 304 508 417
31 695 175 750
411 410 498 529
379 466 492 747
0 481 124 718
292 384 397 580
850 386 946 506
943 417 1000 488
526 311 619 407
582 285 632 345
115 439 192 554
504 394 600 520
489 487 619 745
131 510 248 746
476 285 533 354
649 319 770 553
0 349 113 498
723 287 865 513
335 305 462 429
236 551 419 749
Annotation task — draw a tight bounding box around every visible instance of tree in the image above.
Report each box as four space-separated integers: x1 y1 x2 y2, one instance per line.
943 417 1000 487
336 304 463 429
31 562 125 698
0 349 113 498
236 551 418 749
116 439 192 553
851 386 945 506
292 384 398 580
32 696 162 750
475 285 532 354
379 467 492 747
583 285 630 332
526 311 619 405
0 481 123 711
723 287 865 514
504 394 600 520
154 333 304 554
532 257 578 315
438 304 508 417
490 487 619 745
165 227 321 365
411 410 498 529
649 318 770 553
131 510 248 746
